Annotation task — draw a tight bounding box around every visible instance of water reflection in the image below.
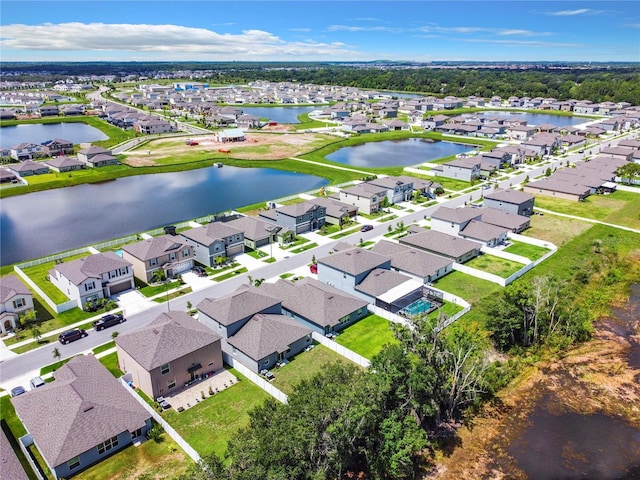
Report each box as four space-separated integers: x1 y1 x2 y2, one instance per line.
0 123 108 147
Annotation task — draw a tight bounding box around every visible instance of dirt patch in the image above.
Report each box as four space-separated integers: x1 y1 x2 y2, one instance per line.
122 131 331 166
430 286 640 479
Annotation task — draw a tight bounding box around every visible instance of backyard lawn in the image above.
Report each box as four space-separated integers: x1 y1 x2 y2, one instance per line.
433 271 502 304
465 254 525 277
270 344 354 394
504 240 552 261
335 314 398 359
160 368 270 458
19 252 91 304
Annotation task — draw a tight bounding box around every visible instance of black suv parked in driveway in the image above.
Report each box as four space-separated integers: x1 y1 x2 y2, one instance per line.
59 329 88 344
92 313 125 331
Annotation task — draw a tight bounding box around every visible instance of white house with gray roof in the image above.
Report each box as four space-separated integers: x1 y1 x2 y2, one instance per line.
49 252 134 309
400 228 481 263
116 311 223 400
371 240 454 284
0 274 34 334
339 182 387 215
11 355 151 480
180 221 244 267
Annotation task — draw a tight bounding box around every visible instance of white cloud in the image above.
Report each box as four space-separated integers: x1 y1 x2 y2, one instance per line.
327 24 404 33
0 22 360 59
546 9 608 16
463 39 584 48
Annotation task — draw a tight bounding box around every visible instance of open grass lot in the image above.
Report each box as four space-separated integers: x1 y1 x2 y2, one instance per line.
465 254 525 277
335 314 399 359
432 175 473 192
270 344 354 394
504 240 551 261
522 213 593 246
19 252 91 304
433 271 503 304
74 433 192 480
161 368 270 458
534 190 640 230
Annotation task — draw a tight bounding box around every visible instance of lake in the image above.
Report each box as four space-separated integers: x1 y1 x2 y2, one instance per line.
476 111 591 128
325 138 474 167
241 106 318 124
0 167 327 265
0 122 108 149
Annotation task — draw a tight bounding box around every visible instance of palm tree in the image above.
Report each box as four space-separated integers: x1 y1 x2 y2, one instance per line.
52 347 61 362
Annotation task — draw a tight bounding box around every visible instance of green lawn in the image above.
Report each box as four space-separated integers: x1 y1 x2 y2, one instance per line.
93 341 115 355
423 301 465 322
504 241 551 261
212 267 248 282
432 176 472 192
20 252 91 304
281 236 310 250
290 242 318 254
465 254 525 277
335 314 399 359
98 352 124 378
270 344 354 394
74 432 192 480
160 368 270 458
138 279 182 297
433 271 503 304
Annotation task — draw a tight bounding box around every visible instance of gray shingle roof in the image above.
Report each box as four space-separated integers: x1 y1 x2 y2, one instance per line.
181 222 243 247
45 156 86 169
431 206 482 224
476 207 530 231
196 285 281 326
11 355 150 468
483 188 534 205
307 196 356 218
400 230 481 259
53 252 132 285
227 313 312 361
460 220 509 242
260 277 368 328
317 247 389 276
116 311 221 370
355 268 413 297
340 183 386 199
371 240 452 278
121 234 189 261
225 215 274 242
0 275 30 304
276 201 323 218
0 428 29 480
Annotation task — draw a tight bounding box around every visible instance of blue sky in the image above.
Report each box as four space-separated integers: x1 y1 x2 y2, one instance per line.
1 1 639 62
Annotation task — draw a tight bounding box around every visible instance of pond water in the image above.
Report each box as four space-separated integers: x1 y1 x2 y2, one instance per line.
508 396 640 479
325 138 474 167
0 166 327 265
241 106 318 124
0 123 108 149
376 91 424 99
476 111 591 128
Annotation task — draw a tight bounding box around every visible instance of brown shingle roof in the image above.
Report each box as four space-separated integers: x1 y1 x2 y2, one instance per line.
11 355 150 468
0 275 30 304
121 234 189 261
116 311 221 370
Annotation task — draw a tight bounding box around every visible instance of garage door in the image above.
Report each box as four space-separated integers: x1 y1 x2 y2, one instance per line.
173 259 193 275
227 244 244 256
109 280 132 295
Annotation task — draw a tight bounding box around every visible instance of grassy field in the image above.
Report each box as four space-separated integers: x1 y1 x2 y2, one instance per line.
465 254 525 277
160 368 270 458
522 213 593 246
504 240 552 261
433 271 503 304
335 314 399 359
20 252 91 304
270 344 354 394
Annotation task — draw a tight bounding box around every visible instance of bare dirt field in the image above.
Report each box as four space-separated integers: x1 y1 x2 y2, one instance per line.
122 131 334 167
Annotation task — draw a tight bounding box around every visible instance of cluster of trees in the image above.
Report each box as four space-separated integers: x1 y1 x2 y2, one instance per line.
180 314 494 480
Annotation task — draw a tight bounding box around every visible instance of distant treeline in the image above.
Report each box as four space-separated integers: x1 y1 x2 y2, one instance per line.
4 62 640 105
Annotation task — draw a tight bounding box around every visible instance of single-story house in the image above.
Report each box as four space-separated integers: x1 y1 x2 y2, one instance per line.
370 240 454 284
180 222 245 267
121 234 195 283
430 206 482 236
8 160 50 176
11 355 151 480
399 228 481 263
354 268 426 314
116 310 223 400
0 275 34 334
523 178 592 201
476 207 531 233
49 252 135 309
44 156 86 173
0 168 18 183
459 220 509 247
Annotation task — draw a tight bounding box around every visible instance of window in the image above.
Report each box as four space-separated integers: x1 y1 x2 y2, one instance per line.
161 363 170 375
84 281 95 292
169 253 177 261
131 428 143 439
357 308 364 315
168 379 176 389
340 315 350 324
182 249 189 257
97 436 119 455
150 258 158 267
12 298 25 309
68 456 80 470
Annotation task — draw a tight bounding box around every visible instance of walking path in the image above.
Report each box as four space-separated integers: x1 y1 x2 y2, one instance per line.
288 156 375 177
534 207 640 234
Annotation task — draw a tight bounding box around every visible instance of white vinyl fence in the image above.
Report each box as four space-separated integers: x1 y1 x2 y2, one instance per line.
222 353 288 404
311 332 370 368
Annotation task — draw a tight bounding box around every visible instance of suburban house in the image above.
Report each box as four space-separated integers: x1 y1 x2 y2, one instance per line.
77 146 118 167
115 311 223 400
0 167 18 183
260 277 369 334
483 189 535 216
399 228 481 263
44 156 87 173
523 178 592 201
121 234 195 283
438 158 481 182
475 207 531 233
370 240 454 284
0 429 29 480
224 215 280 250
0 275 34 334
458 220 509 247
226 313 313 373
430 206 482 235
259 201 326 234
49 252 135 309
11 355 151 480
307 196 358 226
40 138 74 157
7 160 50 176
339 182 387 215
180 222 244 267
353 267 425 312
366 176 415 204
10 142 43 161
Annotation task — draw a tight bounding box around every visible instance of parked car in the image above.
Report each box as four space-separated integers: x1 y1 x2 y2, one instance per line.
10 386 26 397
59 329 88 344
260 369 275 381
360 225 373 232
92 313 125 331
30 376 45 389
193 265 207 277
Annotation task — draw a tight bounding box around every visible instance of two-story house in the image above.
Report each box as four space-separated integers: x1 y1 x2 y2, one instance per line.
438 158 481 182
0 275 34 334
366 176 414 204
77 146 119 168
483 189 535 217
258 201 326 234
121 235 195 283
10 143 43 161
40 138 74 157
339 182 387 215
49 252 135 309
180 222 244 267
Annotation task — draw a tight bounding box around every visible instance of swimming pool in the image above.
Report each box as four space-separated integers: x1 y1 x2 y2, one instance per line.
402 298 432 316
114 249 123 257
